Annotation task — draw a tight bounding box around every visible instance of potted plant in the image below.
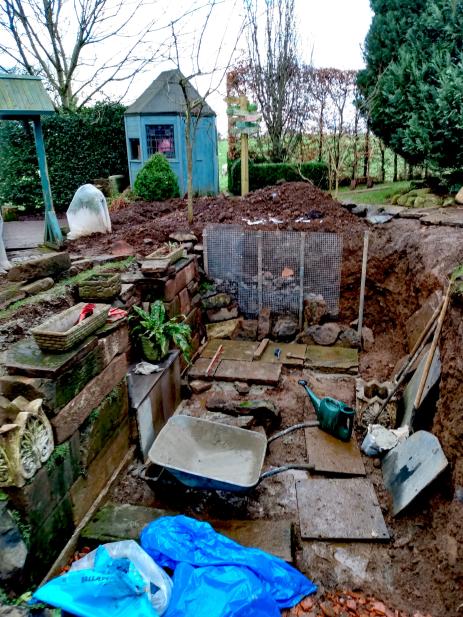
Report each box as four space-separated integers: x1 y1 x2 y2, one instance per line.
130 300 192 363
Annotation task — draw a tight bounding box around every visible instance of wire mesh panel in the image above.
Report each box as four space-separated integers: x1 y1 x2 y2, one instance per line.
204 225 343 319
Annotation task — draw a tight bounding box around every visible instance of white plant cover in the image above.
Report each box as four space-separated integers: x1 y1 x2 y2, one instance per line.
66 184 111 240
0 213 11 273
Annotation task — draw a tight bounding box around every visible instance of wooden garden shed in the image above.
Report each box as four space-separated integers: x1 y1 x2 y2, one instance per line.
124 69 219 195
0 74 62 246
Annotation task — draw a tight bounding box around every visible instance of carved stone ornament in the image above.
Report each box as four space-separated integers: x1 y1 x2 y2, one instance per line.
0 397 54 487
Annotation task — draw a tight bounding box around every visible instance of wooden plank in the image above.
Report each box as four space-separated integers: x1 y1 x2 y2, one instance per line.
297 478 389 541
188 358 218 380
305 428 366 476
253 338 269 360
214 360 281 385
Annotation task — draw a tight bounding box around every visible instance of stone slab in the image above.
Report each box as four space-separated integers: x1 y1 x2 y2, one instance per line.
301 372 356 407
305 345 359 374
21 277 54 296
382 430 448 516
97 323 129 366
296 478 389 541
214 360 281 385
5 336 98 379
201 339 259 362
51 353 128 443
127 351 179 409
305 428 366 476
420 206 463 227
81 502 292 561
260 342 308 366
405 290 442 351
7 252 71 282
206 319 241 339
70 421 130 524
187 357 218 380
401 346 440 428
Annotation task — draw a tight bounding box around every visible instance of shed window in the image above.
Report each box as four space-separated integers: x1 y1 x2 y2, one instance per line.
129 138 141 160
146 124 175 158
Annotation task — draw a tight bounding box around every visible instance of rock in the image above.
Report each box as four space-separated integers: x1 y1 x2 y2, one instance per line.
201 293 232 310
272 315 299 342
257 308 271 341
304 293 327 325
299 322 341 346
207 305 239 322
233 319 258 341
281 267 294 278
143 238 154 245
0 608 53 617
206 319 241 340
0 501 28 584
203 412 255 429
455 186 463 205
336 328 361 349
111 240 134 256
169 232 197 243
7 252 71 283
21 277 54 296
361 326 375 351
190 380 212 394
234 382 250 395
206 396 280 427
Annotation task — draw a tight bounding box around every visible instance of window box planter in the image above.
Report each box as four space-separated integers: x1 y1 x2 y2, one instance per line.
146 245 184 266
31 303 108 352
78 272 122 301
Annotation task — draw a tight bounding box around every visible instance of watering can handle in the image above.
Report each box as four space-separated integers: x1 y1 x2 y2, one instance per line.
259 463 315 482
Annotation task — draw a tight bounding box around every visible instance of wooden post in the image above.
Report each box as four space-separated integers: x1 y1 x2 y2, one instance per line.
32 118 63 248
240 95 249 196
357 231 370 342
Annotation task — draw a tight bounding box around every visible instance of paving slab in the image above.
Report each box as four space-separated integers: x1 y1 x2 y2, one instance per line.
420 206 463 227
81 502 292 561
188 357 218 380
382 430 448 516
301 371 356 407
260 342 308 367
201 339 259 361
296 478 389 541
305 346 359 374
214 360 281 385
305 428 366 476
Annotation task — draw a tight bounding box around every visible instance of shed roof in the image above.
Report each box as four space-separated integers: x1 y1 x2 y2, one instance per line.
125 69 216 116
0 74 55 118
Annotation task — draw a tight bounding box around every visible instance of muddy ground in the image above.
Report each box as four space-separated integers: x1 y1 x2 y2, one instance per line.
4 182 463 615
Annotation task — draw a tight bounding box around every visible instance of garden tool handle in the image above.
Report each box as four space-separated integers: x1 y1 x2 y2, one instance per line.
259 463 315 482
267 421 319 445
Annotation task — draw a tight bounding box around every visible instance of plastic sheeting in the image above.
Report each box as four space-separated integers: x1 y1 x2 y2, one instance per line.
66 184 111 240
141 515 317 617
33 542 172 617
0 214 11 273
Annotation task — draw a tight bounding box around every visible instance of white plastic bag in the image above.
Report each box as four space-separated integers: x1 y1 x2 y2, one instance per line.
66 184 111 240
71 540 172 615
0 213 11 273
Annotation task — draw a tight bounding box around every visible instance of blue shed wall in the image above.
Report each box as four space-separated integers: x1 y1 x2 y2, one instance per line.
124 114 218 195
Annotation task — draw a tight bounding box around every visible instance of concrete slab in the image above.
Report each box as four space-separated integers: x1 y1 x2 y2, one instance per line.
382 430 448 516
305 346 359 374
297 478 389 541
214 360 281 385
260 342 308 367
201 339 259 361
305 428 366 476
81 502 293 561
401 345 440 428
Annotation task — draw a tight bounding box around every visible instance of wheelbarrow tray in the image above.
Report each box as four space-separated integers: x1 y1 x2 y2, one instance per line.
147 415 268 492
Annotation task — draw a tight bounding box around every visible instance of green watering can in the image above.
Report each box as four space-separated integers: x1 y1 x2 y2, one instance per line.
298 380 355 442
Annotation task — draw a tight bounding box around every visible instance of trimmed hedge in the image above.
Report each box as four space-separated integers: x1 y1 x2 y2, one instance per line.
228 159 329 194
0 102 128 212
133 153 180 201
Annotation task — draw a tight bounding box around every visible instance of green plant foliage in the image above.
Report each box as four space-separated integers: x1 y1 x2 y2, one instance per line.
0 102 128 213
228 159 329 195
133 154 180 201
358 0 463 170
130 300 192 361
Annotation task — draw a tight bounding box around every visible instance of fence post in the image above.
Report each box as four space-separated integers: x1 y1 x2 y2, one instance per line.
257 230 263 313
299 232 306 329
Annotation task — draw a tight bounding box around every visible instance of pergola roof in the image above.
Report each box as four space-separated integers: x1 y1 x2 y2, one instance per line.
0 74 55 119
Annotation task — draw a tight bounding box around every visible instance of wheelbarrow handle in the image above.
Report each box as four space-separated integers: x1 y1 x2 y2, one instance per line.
259 463 315 482
267 421 319 445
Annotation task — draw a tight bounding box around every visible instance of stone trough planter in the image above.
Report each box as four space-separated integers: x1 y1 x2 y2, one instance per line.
78 272 121 301
31 302 108 352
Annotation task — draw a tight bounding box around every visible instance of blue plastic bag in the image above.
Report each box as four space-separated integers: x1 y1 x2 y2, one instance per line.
33 545 160 617
141 515 317 617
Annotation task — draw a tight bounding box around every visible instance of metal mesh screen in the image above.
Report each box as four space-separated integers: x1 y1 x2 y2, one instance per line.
204 225 342 319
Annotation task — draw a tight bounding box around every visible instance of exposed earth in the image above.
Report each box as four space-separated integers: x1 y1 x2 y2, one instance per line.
3 182 463 616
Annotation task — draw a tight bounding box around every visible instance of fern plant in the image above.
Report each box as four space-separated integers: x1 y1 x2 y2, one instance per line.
130 300 192 362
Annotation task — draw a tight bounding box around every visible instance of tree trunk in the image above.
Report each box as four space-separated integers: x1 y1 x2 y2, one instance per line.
185 113 194 224
351 113 359 181
407 164 414 181
317 107 324 162
393 153 398 182
380 143 386 183
363 124 370 178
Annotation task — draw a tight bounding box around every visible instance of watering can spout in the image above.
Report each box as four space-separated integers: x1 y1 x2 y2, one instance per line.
298 379 321 411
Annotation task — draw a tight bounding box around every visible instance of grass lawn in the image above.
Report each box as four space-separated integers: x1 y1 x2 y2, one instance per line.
337 181 411 205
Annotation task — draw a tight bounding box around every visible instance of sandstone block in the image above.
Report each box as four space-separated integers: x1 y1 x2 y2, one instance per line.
207 305 239 322
21 277 54 296
7 252 71 283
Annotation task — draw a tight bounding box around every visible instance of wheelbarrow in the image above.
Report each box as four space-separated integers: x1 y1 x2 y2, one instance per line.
140 415 318 493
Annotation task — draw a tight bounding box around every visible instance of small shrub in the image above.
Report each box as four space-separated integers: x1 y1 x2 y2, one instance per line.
133 154 180 201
